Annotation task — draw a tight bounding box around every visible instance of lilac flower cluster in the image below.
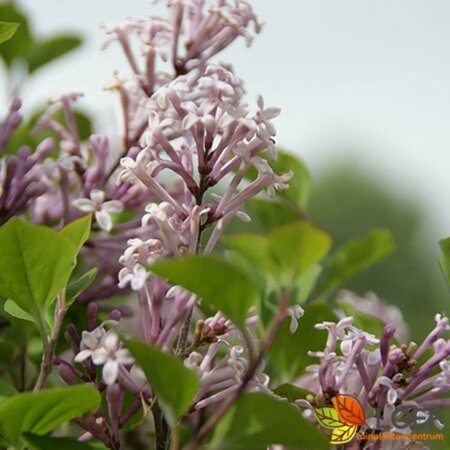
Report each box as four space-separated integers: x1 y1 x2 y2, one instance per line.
296 293 450 449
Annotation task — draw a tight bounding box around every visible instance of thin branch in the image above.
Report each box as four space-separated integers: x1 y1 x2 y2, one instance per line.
34 291 67 391
185 289 291 449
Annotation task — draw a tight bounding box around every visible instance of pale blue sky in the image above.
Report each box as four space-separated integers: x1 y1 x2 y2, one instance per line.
2 0 450 240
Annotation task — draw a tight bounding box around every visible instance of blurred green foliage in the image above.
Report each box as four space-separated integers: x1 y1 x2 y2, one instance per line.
310 161 447 339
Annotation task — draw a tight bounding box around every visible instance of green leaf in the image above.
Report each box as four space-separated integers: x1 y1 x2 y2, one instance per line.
0 22 19 45
0 219 78 320
439 237 450 287
0 380 16 402
27 34 82 73
4 299 34 322
210 392 328 450
151 255 259 329
273 383 313 403
338 300 386 338
314 407 344 429
3 107 93 156
317 229 395 296
61 215 92 254
270 149 312 209
242 149 311 210
24 433 105 450
267 301 337 382
0 341 13 364
126 340 199 424
0 385 101 446
222 233 276 277
295 263 322 304
268 221 331 286
0 3 32 66
67 268 97 302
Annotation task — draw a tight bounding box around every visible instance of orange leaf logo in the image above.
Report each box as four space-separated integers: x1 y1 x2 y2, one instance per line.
332 395 366 426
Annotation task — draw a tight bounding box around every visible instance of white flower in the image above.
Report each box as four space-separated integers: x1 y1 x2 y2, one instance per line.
73 190 123 232
117 150 153 184
118 263 149 291
434 360 450 387
287 305 304 334
267 171 293 198
377 374 403 405
74 327 105 362
142 201 174 226
75 331 133 385
256 95 280 136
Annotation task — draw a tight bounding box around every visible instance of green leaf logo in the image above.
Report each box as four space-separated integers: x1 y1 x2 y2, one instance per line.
314 395 365 445
314 407 345 429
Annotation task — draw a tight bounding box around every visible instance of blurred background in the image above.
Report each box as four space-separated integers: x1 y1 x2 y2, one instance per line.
0 0 449 338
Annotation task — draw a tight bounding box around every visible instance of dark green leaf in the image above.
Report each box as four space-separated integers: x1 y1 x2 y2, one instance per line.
151 255 259 329
0 22 19 45
242 149 311 210
0 219 78 319
27 34 82 73
268 301 336 382
210 392 328 450
273 383 313 403
0 341 13 364
0 385 101 446
439 237 450 287
338 300 386 338
0 380 16 402
24 433 104 450
317 229 395 296
126 340 199 424
270 149 311 209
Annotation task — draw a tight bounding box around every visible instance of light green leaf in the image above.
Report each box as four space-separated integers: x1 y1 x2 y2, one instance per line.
222 233 276 277
439 237 450 287
4 299 34 322
295 263 322 303
27 35 82 73
0 3 32 65
126 340 199 424
67 268 97 302
60 215 92 254
317 229 395 296
314 407 344 429
0 219 78 319
210 392 328 450
0 22 19 45
268 221 331 286
151 255 259 329
0 385 100 446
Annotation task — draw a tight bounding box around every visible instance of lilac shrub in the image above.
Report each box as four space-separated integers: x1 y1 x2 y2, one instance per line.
0 2 449 450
